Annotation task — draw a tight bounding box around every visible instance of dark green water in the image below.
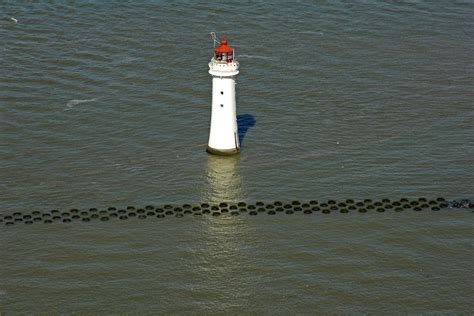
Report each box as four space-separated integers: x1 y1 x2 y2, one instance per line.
1 1 473 314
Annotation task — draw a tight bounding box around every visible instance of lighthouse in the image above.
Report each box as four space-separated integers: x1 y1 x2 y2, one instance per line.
207 34 240 155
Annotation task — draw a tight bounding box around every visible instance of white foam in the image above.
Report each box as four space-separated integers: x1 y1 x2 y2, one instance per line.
237 54 272 60
65 98 97 110
300 30 324 35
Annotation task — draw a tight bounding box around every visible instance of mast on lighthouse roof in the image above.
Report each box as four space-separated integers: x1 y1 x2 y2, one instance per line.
207 34 240 155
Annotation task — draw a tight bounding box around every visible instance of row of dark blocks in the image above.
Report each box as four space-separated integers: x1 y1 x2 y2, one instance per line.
1 198 473 227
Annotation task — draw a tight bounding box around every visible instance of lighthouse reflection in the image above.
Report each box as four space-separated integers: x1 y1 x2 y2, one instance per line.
203 154 246 204
198 154 252 304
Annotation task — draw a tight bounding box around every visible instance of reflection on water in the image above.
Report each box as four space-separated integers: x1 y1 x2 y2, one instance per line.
198 155 253 311
196 215 255 311
202 155 247 204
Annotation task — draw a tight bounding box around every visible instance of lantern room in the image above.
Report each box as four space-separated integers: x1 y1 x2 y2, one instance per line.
214 36 235 63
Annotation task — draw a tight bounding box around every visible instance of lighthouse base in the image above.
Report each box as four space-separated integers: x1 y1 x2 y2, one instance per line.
206 146 240 156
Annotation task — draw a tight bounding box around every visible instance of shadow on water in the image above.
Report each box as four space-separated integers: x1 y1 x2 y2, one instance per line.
237 114 256 145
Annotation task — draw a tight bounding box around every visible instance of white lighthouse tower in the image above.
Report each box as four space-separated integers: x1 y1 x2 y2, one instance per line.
207 34 240 155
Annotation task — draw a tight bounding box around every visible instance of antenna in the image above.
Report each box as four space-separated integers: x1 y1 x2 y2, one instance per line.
210 32 219 48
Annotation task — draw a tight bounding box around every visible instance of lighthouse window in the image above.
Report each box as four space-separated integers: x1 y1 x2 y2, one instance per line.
220 104 224 108
220 91 224 95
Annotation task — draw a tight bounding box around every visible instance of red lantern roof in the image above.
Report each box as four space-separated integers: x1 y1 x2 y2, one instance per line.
214 36 234 53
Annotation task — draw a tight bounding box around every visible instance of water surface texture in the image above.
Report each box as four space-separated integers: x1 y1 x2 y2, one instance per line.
1 1 473 314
